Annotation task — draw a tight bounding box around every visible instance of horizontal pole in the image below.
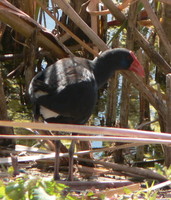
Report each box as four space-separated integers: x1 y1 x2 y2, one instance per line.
1 121 171 140
1 134 171 145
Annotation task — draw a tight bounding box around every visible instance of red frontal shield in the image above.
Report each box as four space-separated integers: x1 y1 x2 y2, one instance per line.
129 51 145 77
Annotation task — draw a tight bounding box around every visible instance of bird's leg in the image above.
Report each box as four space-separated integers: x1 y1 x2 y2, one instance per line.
67 140 76 181
54 140 61 180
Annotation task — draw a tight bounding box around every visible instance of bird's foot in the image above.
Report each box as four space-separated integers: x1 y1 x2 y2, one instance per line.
54 173 60 181
66 174 73 181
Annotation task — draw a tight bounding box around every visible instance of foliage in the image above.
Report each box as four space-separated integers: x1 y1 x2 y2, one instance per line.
0 176 81 200
115 182 158 200
134 182 158 200
154 163 171 179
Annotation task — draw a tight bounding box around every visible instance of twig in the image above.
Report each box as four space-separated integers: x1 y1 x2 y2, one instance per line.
10 153 19 176
93 183 141 198
53 0 108 51
35 0 98 57
56 180 135 190
136 119 158 130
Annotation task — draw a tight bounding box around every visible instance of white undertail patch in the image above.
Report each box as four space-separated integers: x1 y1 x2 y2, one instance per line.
34 90 48 98
40 106 59 119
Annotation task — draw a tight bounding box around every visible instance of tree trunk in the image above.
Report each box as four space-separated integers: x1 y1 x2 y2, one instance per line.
164 74 171 167
0 72 15 148
120 78 130 128
160 4 171 167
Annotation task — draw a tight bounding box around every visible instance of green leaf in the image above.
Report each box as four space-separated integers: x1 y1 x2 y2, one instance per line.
5 182 25 200
123 187 132 194
86 191 94 197
0 183 5 198
31 186 56 200
65 194 80 200
7 166 14 176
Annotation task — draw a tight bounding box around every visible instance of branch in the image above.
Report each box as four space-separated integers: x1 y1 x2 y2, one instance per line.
122 71 167 121
35 0 98 57
141 0 171 62
0 0 67 58
77 157 168 182
53 0 108 51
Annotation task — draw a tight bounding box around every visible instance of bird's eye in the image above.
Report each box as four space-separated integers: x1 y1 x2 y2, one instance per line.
126 55 132 62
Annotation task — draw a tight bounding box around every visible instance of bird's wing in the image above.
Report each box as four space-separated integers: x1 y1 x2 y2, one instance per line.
36 80 97 117
29 57 97 122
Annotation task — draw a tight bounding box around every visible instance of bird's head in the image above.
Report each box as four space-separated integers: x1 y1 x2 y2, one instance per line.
97 48 145 77
93 48 145 88
110 48 145 77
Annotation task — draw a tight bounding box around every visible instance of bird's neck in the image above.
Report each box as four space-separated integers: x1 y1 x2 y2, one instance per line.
92 57 117 89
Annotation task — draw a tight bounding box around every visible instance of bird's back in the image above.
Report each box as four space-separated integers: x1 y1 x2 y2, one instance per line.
29 57 97 124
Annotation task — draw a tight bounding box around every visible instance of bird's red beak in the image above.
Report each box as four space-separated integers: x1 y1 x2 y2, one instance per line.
129 51 145 77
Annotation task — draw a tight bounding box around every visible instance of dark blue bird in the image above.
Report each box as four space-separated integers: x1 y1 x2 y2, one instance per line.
28 48 144 180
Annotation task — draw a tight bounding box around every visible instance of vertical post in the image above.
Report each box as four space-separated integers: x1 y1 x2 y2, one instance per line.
106 73 118 127
164 74 171 167
166 74 171 132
